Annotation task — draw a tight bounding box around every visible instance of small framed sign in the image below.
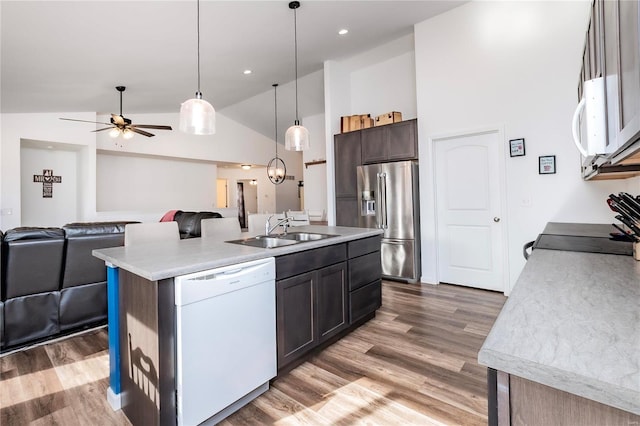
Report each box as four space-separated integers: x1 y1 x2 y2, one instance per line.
539 155 556 174
509 138 526 157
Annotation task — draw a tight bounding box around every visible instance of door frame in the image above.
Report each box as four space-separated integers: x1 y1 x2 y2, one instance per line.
429 124 510 294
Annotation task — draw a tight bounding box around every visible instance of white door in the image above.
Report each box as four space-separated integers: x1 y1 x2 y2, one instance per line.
434 129 505 291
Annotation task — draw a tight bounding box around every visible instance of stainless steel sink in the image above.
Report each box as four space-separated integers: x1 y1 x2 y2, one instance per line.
226 236 299 249
279 232 338 241
226 232 337 248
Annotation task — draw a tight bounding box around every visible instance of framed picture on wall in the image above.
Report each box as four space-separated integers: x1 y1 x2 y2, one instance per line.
539 155 556 174
509 138 526 157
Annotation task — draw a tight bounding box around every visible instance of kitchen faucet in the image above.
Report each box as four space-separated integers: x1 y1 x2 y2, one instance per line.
265 215 293 236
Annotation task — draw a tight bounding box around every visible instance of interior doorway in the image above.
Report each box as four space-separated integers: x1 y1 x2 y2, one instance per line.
433 128 507 292
216 178 228 208
237 179 258 229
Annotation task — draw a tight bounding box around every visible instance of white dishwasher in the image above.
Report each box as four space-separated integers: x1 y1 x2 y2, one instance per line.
174 257 276 426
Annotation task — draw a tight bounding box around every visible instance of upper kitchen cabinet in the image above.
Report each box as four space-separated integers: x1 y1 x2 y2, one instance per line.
612 0 640 158
579 0 640 178
334 131 362 198
361 119 418 164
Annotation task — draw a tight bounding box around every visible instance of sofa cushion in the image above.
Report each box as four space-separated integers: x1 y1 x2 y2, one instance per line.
59 282 107 331
63 221 135 237
3 227 64 242
61 221 135 288
2 228 65 299
3 292 60 348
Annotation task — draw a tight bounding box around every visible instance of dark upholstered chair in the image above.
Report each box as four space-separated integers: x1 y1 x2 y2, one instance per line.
59 222 133 331
173 211 223 239
2 227 65 348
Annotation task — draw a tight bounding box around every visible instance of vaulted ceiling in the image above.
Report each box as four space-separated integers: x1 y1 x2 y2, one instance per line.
1 1 465 139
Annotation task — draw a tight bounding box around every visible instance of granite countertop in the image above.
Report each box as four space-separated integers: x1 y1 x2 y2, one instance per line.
478 249 640 415
93 225 383 281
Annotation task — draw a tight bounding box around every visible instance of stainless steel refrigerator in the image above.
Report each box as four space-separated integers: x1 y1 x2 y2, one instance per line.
357 161 420 283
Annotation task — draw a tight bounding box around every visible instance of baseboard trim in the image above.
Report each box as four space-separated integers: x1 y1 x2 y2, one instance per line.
107 386 122 411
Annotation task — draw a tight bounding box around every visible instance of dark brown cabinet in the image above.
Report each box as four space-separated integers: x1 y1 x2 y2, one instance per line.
334 119 418 225
275 236 382 371
275 245 348 369
334 131 361 227
347 236 382 323
334 131 361 198
335 198 359 227
316 262 349 343
276 271 316 368
361 119 418 164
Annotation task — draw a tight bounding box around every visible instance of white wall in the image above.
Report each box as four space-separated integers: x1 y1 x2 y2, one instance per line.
324 34 417 225
20 144 79 226
350 52 417 120
1 110 303 228
414 1 636 292
302 113 327 216
97 153 217 213
1 112 96 230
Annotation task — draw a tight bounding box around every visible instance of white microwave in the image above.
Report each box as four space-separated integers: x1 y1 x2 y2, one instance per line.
572 77 607 159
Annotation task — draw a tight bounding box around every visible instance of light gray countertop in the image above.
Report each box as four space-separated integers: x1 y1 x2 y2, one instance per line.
93 225 383 281
478 249 640 415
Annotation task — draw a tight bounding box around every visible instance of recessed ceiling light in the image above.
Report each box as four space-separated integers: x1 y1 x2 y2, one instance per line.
243 70 252 75
338 29 349 35
241 164 252 170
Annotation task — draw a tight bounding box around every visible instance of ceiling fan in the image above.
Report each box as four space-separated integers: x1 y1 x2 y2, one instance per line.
60 86 172 138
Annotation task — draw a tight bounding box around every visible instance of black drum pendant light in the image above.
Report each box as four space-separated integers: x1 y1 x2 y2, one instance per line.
179 0 216 135
284 1 310 151
268 84 287 184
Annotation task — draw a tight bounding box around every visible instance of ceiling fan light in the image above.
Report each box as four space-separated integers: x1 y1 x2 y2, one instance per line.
179 96 216 135
122 129 135 140
109 128 121 138
285 122 310 151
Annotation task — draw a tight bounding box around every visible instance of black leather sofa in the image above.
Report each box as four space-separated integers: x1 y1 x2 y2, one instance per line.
0 222 134 351
0 212 224 351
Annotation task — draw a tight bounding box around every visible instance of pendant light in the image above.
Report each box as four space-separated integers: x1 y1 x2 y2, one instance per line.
284 1 310 151
179 0 216 135
268 84 287 184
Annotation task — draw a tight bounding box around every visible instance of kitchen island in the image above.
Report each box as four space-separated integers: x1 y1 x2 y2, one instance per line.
93 225 383 426
479 248 640 425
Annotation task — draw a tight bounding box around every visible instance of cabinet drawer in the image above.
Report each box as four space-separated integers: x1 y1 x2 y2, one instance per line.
348 235 381 258
349 251 381 291
350 280 381 323
276 243 347 280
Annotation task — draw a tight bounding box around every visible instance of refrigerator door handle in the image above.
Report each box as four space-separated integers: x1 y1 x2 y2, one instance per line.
379 172 388 229
376 172 382 229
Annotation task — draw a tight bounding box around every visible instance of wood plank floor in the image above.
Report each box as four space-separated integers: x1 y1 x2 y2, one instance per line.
0 281 506 425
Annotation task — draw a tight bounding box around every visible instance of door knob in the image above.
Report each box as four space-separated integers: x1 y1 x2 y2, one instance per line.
493 217 501 222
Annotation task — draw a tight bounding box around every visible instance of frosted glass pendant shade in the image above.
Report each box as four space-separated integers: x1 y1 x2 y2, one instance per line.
179 94 216 135
285 121 310 151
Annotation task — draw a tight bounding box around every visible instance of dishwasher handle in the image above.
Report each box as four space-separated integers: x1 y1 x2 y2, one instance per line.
175 258 275 306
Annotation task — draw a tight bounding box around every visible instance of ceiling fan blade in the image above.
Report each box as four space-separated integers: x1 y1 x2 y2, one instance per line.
60 118 112 126
91 127 115 133
129 128 155 137
131 124 173 130
111 114 125 126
